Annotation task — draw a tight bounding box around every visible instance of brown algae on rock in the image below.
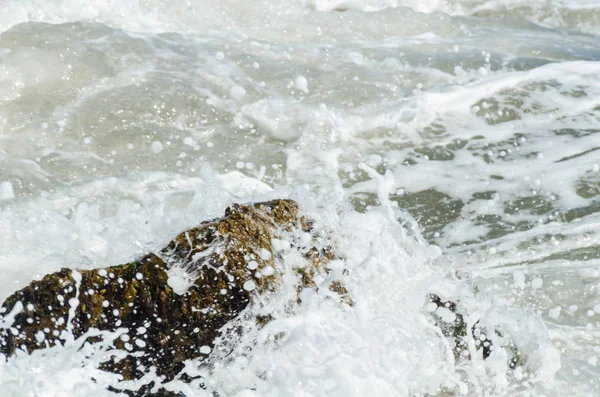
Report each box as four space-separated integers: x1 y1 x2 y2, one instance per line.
0 199 348 390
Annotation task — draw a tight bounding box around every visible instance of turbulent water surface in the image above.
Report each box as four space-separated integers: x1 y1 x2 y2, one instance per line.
1 0 600 396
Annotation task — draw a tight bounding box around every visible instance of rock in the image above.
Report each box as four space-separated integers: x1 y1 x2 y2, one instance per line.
0 199 347 396
427 294 521 368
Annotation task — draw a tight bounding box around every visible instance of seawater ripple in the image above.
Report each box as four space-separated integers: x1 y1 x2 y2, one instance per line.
0 1 599 396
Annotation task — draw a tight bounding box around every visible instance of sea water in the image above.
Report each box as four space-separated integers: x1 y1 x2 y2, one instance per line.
0 0 599 395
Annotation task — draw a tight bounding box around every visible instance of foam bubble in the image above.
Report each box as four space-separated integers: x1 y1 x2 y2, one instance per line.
230 85 247 100
0 181 15 200
294 75 308 93
243 280 256 291
151 141 164 154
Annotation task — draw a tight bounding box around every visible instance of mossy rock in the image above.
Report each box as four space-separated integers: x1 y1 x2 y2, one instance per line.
0 199 347 396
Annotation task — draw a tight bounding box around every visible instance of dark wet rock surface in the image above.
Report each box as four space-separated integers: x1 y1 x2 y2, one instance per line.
426 294 521 369
0 199 346 396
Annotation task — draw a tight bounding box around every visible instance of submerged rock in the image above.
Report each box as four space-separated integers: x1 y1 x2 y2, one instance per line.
0 199 346 395
427 294 521 368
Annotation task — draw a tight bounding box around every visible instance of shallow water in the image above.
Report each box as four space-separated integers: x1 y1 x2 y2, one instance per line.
1 0 599 396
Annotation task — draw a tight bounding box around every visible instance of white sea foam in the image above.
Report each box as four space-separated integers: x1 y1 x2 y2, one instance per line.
0 171 573 396
1 0 599 395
